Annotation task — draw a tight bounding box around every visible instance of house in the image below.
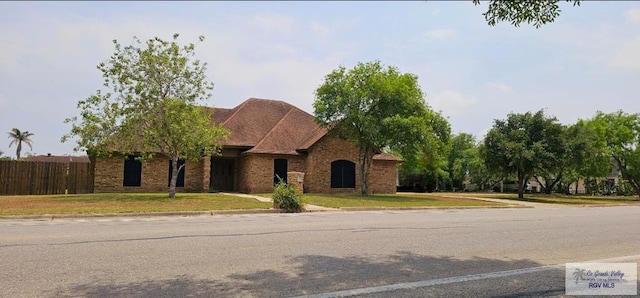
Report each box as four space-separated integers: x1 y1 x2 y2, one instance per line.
93 98 402 194
24 153 90 163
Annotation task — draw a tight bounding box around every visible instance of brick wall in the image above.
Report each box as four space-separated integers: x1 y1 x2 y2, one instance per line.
370 160 398 194
305 136 398 194
201 156 211 192
94 155 205 193
93 140 398 194
184 158 205 192
238 154 305 193
305 136 360 193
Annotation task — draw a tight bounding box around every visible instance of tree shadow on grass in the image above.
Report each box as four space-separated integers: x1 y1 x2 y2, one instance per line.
52 252 570 298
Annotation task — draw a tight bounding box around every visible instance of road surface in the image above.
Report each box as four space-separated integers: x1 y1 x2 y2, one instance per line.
1 206 639 297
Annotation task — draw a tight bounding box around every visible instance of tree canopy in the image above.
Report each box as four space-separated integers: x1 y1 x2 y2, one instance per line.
473 0 581 28
445 133 478 191
8 128 34 160
63 34 228 198
585 111 640 197
314 60 449 195
482 110 564 199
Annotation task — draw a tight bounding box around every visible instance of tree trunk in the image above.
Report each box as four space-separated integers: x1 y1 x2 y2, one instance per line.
169 157 179 199
517 171 525 199
358 145 374 196
16 142 22 160
546 175 562 194
533 176 547 194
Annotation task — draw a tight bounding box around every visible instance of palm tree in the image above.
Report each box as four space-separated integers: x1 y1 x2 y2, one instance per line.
8 128 34 160
572 268 586 284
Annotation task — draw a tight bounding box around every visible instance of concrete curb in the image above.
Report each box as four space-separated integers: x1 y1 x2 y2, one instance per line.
5 202 634 221
0 204 529 221
339 205 529 212
0 209 283 221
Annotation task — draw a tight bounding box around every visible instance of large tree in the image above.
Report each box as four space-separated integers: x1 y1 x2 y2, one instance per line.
556 120 610 194
473 0 581 28
446 133 478 191
482 110 564 199
63 34 228 198
585 111 640 198
397 110 450 193
8 128 34 160
314 60 449 195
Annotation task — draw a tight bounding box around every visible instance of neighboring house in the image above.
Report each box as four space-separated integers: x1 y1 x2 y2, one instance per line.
24 154 91 164
93 98 402 194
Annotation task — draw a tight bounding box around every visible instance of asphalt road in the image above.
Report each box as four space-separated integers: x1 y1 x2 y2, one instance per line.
1 206 639 297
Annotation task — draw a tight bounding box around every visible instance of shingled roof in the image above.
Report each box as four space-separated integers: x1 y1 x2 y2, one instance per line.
212 98 325 155
211 98 402 161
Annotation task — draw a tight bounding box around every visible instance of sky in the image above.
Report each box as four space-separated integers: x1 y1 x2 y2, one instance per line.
1 1 639 158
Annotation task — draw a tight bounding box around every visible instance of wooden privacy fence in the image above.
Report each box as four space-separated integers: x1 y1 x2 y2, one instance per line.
0 160 94 195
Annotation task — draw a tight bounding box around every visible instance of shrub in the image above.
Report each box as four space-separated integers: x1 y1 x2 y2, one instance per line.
272 178 303 212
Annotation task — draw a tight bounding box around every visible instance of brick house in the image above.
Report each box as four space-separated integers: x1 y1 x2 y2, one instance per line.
93 98 401 194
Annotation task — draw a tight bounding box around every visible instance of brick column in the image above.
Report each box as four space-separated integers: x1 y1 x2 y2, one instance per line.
287 172 304 196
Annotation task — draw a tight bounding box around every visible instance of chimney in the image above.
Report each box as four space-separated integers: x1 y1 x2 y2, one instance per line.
47 153 51 157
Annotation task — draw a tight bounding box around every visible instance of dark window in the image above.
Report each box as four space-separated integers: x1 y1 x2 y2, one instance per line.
331 160 355 188
123 155 142 187
168 159 185 187
274 158 288 185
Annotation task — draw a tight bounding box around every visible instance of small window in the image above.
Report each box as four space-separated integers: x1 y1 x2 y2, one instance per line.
123 155 142 187
331 160 355 188
168 159 185 187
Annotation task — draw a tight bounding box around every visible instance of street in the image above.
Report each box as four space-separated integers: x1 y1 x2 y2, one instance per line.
1 206 639 297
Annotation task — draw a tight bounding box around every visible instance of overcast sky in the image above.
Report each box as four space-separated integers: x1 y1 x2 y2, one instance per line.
1 1 639 158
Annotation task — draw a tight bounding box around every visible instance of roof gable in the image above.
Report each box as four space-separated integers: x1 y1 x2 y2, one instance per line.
213 98 326 154
212 97 401 161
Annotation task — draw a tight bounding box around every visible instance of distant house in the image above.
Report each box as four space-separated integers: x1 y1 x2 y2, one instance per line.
24 154 90 164
93 98 401 194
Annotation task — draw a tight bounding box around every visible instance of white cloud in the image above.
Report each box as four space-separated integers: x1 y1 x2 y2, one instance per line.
609 36 640 74
428 90 477 116
624 8 640 23
250 12 297 36
422 28 456 40
484 81 515 96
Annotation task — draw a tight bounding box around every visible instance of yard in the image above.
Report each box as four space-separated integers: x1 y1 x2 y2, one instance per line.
0 193 271 216
1 191 638 217
300 193 507 208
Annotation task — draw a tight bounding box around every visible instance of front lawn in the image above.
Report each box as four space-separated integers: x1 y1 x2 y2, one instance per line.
0 193 272 216
301 193 507 208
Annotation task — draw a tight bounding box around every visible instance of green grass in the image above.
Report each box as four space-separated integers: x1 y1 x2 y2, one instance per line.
3 191 635 217
301 193 507 208
429 192 640 205
0 193 272 216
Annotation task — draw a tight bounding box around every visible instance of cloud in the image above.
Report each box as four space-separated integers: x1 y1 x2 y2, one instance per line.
250 12 297 36
624 8 640 23
609 36 640 74
422 28 456 40
484 81 515 96
428 90 477 116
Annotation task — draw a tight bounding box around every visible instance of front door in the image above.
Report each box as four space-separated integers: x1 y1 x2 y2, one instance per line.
210 158 235 191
